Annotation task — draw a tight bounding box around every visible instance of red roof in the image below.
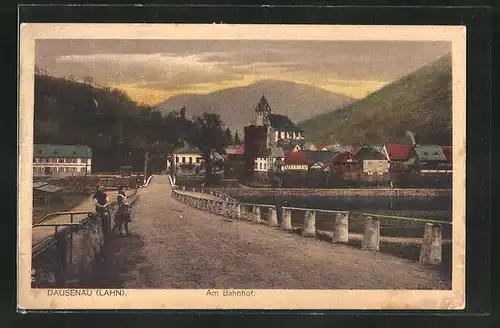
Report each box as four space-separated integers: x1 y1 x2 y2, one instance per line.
441 146 452 162
226 144 245 155
384 144 412 160
284 151 308 165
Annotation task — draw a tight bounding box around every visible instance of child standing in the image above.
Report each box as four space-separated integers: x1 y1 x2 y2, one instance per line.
115 194 132 237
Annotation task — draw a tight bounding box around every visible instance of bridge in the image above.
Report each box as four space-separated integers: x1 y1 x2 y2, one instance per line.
32 175 451 290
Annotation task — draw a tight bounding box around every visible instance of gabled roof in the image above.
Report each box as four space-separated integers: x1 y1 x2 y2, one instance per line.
332 151 360 163
413 145 447 161
384 144 412 161
269 114 303 132
284 151 308 165
303 150 338 164
34 183 63 193
174 145 201 154
441 146 452 162
355 147 387 161
269 147 285 158
282 143 301 152
34 144 92 158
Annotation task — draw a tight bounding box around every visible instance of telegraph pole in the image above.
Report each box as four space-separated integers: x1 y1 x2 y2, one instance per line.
143 151 149 185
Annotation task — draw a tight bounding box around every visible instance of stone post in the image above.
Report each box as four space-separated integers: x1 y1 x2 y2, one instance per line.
268 207 278 227
280 208 292 230
182 186 185 191
362 217 380 251
252 205 261 223
302 210 316 237
419 223 442 265
332 212 349 243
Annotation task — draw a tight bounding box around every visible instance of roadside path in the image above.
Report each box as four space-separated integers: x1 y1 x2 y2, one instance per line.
98 175 451 290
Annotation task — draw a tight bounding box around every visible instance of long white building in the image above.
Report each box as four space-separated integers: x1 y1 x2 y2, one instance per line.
33 144 92 177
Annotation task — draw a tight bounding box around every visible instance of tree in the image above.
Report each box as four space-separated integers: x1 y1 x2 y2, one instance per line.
234 131 241 145
188 112 228 185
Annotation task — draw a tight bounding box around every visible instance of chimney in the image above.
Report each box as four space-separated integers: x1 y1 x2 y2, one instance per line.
180 107 186 119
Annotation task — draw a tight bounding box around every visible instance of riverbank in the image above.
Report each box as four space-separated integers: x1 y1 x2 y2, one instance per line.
216 187 451 198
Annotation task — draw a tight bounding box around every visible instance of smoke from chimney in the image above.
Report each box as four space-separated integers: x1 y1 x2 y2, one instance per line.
406 130 416 145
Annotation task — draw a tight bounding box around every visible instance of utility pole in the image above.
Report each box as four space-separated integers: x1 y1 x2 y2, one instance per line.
144 151 149 185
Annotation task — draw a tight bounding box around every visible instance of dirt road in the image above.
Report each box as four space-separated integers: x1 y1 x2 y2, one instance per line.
95 175 451 290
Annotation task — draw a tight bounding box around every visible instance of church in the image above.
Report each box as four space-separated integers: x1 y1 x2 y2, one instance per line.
244 95 304 177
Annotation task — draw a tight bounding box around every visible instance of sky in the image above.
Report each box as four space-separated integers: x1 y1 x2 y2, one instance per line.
36 39 451 106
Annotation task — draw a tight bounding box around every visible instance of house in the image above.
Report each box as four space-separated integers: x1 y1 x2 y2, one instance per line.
254 147 285 172
355 146 389 175
381 144 413 172
408 145 450 174
301 142 328 151
284 151 308 171
173 145 203 174
33 181 63 204
33 144 92 177
329 151 361 174
279 139 305 152
303 150 338 169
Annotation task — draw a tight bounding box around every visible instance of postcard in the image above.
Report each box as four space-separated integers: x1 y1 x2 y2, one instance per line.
18 23 466 310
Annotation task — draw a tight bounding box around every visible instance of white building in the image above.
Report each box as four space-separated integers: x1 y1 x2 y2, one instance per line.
33 144 92 177
254 147 285 172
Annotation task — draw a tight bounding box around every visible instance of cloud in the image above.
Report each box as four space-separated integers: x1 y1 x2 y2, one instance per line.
36 39 451 104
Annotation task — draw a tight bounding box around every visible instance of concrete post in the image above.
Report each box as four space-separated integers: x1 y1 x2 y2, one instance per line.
253 205 261 223
268 207 278 227
280 208 292 230
362 217 380 251
332 212 349 243
419 223 442 265
302 210 316 237
182 186 185 191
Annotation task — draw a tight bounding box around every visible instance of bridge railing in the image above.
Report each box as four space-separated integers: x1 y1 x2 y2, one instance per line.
31 188 139 287
170 188 450 266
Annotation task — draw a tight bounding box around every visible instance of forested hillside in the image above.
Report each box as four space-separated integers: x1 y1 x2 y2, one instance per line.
298 54 452 145
34 74 191 172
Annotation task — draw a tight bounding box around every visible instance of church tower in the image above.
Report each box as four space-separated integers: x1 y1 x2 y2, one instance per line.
254 95 272 126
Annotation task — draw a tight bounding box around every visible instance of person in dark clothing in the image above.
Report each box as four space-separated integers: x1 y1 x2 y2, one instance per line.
93 185 111 238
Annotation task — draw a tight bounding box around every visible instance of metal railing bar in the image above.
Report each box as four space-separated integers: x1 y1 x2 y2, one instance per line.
358 212 452 225
282 206 349 214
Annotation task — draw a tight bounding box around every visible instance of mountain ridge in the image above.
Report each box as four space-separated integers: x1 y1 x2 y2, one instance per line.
155 79 354 134
298 54 452 145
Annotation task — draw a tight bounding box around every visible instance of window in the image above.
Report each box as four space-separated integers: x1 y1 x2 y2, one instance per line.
176 156 179 163
58 158 64 163
81 168 85 172
259 163 262 170
264 163 266 170
189 157 193 164
196 157 200 163
182 157 186 163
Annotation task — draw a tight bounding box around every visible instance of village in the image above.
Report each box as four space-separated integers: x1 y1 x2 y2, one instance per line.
32 95 452 190
170 96 452 189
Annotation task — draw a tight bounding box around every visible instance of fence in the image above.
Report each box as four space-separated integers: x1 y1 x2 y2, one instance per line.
171 187 451 266
31 189 139 288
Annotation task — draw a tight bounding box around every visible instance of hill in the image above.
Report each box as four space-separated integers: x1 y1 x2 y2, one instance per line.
34 74 188 172
155 80 353 134
297 54 453 145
